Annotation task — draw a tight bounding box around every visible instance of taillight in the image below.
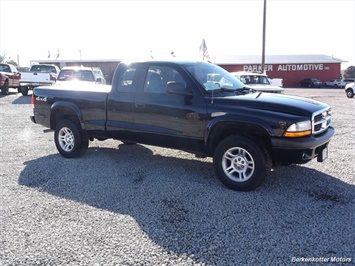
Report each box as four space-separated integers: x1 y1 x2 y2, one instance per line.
31 94 35 105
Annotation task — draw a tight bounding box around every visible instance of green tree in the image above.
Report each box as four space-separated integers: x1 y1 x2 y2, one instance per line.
343 66 355 79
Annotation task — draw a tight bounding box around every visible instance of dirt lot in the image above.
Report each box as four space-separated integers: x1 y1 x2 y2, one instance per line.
0 87 354 265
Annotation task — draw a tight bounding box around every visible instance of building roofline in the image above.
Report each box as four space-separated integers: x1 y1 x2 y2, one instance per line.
215 54 347 65
31 54 348 66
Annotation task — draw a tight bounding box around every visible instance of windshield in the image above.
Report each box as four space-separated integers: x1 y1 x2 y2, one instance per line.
57 70 95 82
185 63 245 91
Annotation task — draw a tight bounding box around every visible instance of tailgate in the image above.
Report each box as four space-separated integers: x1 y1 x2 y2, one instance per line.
21 72 51 83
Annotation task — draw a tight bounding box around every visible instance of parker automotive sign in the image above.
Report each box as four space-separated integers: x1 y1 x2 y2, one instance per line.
243 64 325 72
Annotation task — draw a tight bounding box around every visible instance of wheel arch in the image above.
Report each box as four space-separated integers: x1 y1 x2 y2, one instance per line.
50 101 85 130
206 120 273 157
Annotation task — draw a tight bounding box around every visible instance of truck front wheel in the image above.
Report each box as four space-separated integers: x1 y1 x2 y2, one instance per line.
54 119 88 158
213 136 270 191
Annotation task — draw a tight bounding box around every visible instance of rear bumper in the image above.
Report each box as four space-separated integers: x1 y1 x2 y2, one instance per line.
271 127 334 164
21 82 54 88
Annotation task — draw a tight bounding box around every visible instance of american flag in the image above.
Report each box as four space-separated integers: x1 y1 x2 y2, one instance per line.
199 39 210 60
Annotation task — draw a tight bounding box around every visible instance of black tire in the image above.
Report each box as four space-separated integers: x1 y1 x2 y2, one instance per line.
346 88 354 98
54 119 89 158
1 81 9 95
21 86 29 96
213 135 270 191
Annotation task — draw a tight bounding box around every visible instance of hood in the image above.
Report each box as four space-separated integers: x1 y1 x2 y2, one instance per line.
211 92 329 116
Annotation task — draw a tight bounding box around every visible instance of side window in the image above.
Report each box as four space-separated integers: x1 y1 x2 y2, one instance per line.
144 66 186 93
116 68 137 92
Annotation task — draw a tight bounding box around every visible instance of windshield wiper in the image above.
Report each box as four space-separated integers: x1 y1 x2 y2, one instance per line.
234 87 256 95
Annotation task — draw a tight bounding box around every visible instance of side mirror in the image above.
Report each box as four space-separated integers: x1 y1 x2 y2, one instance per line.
167 81 192 96
95 77 102 84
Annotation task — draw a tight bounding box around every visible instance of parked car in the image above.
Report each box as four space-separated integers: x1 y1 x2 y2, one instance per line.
56 66 106 85
345 82 355 98
298 78 322 88
0 63 21 95
231 71 284 93
323 79 347 88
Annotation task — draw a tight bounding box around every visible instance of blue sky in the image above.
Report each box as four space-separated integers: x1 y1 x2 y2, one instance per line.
1 0 354 68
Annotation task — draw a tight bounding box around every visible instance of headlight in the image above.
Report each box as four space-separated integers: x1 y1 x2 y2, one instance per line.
284 120 311 137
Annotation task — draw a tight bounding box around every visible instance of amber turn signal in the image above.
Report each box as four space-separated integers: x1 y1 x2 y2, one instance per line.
283 130 311 137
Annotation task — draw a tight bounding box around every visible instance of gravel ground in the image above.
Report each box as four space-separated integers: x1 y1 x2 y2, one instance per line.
1 88 354 265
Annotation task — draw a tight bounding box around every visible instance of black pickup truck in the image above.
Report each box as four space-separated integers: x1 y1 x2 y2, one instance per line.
30 60 334 191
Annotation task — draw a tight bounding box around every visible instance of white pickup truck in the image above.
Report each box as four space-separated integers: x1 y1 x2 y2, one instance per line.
20 64 60 96
231 71 284 93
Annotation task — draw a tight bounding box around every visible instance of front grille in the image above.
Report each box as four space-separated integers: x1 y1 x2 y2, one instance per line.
312 108 332 135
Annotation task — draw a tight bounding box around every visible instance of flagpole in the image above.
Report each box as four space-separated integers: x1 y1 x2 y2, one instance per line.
261 0 267 73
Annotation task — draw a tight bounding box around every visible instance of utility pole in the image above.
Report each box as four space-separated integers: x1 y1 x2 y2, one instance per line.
261 0 267 73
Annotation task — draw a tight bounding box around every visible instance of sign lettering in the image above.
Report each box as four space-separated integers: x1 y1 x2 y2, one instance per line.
243 65 273 72
243 64 324 72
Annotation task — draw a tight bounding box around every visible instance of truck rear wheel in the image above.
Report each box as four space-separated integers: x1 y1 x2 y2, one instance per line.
54 119 88 158
1 81 9 95
21 86 29 96
213 135 269 191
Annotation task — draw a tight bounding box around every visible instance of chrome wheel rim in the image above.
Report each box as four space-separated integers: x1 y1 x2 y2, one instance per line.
58 127 75 152
222 147 255 182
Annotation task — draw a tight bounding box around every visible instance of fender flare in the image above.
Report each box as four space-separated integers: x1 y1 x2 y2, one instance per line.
50 101 86 130
205 114 274 154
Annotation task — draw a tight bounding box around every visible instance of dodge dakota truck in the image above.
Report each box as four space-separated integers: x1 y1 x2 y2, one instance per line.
30 60 334 191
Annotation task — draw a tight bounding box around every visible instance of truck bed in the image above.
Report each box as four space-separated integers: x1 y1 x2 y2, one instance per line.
32 83 110 132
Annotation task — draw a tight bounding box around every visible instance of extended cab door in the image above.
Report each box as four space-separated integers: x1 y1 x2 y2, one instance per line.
106 64 143 140
132 63 207 152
